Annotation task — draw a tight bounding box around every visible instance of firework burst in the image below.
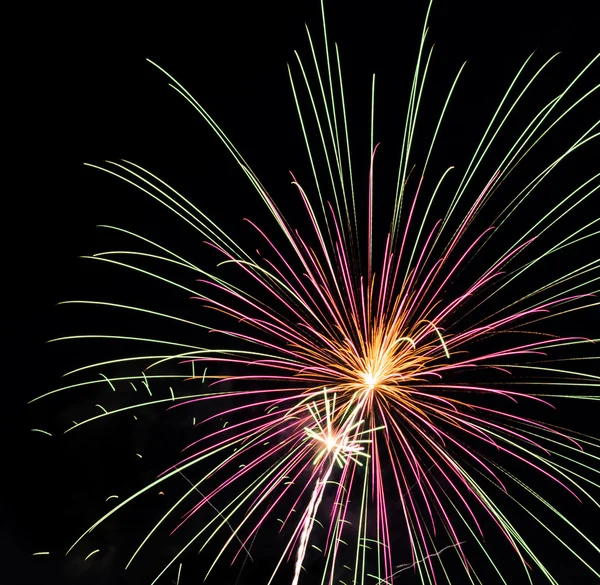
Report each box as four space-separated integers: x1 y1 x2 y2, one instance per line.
34 1 599 584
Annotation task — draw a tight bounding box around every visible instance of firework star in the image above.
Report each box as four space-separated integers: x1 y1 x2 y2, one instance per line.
30 1 599 584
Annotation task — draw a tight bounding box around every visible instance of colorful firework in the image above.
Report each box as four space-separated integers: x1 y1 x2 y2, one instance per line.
34 1 599 584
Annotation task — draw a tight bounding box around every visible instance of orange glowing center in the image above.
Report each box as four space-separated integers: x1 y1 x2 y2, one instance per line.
364 372 377 390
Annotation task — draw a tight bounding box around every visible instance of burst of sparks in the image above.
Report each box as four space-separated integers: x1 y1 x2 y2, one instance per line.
36 1 600 584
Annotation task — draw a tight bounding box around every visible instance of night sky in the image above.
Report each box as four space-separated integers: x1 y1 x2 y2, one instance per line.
11 1 599 584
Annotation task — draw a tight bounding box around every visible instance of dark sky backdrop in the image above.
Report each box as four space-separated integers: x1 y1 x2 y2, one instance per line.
10 1 599 584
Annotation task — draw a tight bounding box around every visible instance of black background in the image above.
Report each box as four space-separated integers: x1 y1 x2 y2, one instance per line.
9 1 599 584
